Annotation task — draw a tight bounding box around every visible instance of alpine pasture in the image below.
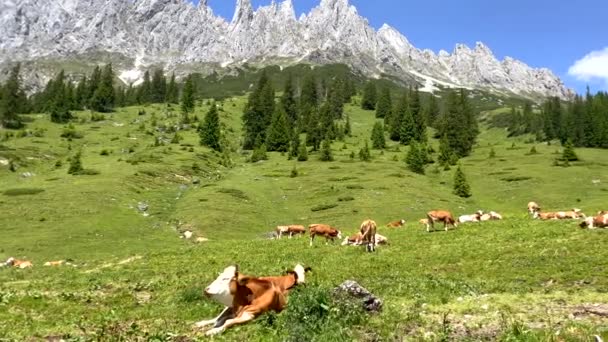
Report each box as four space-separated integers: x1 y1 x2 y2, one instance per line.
1 97 607 341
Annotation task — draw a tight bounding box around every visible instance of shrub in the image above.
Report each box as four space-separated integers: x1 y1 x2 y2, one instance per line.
251 144 268 163
290 165 298 178
489 147 496 159
311 203 338 212
297 144 308 162
91 113 105 122
100 149 110 156
319 139 334 162
60 124 83 140
3 188 45 196
359 141 371 162
338 196 355 202
67 151 84 175
527 146 538 155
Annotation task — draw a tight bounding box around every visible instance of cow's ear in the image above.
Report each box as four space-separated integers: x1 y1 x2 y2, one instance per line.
304 267 312 273
237 276 250 286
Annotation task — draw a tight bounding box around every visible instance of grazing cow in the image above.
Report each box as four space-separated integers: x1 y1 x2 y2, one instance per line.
528 202 541 215
309 224 342 246
359 220 378 252
480 211 503 221
5 258 33 269
579 214 608 229
197 264 309 335
426 210 458 232
386 219 406 228
458 211 483 224
276 225 306 239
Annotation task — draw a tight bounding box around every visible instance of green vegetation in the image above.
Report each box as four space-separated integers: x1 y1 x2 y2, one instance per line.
453 165 472 198
0 67 607 341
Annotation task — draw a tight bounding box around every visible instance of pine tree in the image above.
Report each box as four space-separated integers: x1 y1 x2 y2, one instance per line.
306 107 323 151
319 138 334 161
289 131 301 159
318 102 336 140
199 102 221 151
438 134 455 166
371 121 386 149
489 147 496 159
281 74 298 128
151 69 167 103
266 104 291 152
181 74 196 115
410 88 426 142
399 107 416 145
439 89 478 159
327 78 345 119
251 144 268 163
344 114 352 137
48 70 73 123
375 87 392 119
297 141 308 161
359 141 371 162
453 165 472 198
242 71 275 150
87 66 102 107
67 151 84 175
561 139 578 161
300 74 318 126
390 92 408 141
90 64 115 112
361 81 377 110
74 76 87 110
166 73 179 104
0 64 24 128
427 94 440 128
406 141 426 175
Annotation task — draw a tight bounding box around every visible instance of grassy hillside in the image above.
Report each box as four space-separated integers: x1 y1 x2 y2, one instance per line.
1 97 607 341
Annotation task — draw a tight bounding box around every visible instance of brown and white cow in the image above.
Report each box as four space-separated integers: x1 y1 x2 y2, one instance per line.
196 264 310 332
276 225 306 239
480 211 503 221
426 210 458 232
309 224 342 246
534 209 584 220
359 220 378 252
386 219 406 228
4 258 33 269
342 233 388 246
528 202 541 215
458 211 483 224
579 214 608 229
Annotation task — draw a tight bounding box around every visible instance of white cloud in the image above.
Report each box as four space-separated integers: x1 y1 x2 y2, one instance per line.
568 47 608 83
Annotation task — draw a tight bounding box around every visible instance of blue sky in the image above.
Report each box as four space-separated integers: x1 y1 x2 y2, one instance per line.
196 0 608 93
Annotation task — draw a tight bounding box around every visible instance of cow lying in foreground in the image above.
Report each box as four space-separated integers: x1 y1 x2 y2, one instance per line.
386 219 406 228
480 211 503 221
275 225 306 239
458 211 482 224
342 233 388 246
579 212 608 229
309 224 342 246
195 264 310 335
4 258 33 269
426 210 458 232
534 209 584 220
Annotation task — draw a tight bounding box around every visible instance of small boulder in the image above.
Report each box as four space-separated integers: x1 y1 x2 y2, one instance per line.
137 202 149 212
333 280 383 313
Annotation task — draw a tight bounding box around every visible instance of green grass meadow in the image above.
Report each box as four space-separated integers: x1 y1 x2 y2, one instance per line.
0 97 607 341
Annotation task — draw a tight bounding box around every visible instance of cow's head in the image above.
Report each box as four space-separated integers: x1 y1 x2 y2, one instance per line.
400 219 406 225
204 265 238 307
293 264 312 284
4 257 15 266
579 218 592 229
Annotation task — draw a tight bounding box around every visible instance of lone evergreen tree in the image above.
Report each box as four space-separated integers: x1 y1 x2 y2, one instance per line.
371 121 386 149
199 102 221 151
67 151 84 175
406 141 426 175
297 141 308 161
361 81 377 110
453 165 472 198
266 104 291 152
319 138 334 161
181 74 196 115
399 107 416 145
375 87 392 119
562 139 579 161
359 141 371 162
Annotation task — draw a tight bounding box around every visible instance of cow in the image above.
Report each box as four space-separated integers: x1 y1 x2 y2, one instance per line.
426 210 458 232
359 220 378 252
196 264 310 335
534 209 584 220
458 211 483 224
4 258 33 269
528 202 541 215
44 259 76 267
579 214 608 229
276 225 306 239
419 218 429 227
342 233 388 246
480 211 503 221
386 219 406 228
309 224 342 246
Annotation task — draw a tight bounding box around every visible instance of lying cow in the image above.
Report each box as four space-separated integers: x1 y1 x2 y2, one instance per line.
528 201 541 215
276 225 306 239
426 210 458 232
44 259 76 267
386 219 406 228
480 211 503 221
579 213 608 229
534 209 584 220
458 211 483 224
342 233 388 246
195 264 310 335
4 258 33 269
309 224 342 246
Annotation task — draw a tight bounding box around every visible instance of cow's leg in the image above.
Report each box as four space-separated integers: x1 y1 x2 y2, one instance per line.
309 234 314 247
289 232 293 239
205 311 256 336
194 307 232 329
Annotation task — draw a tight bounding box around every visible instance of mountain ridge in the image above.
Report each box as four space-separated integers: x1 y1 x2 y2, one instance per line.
0 0 573 99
